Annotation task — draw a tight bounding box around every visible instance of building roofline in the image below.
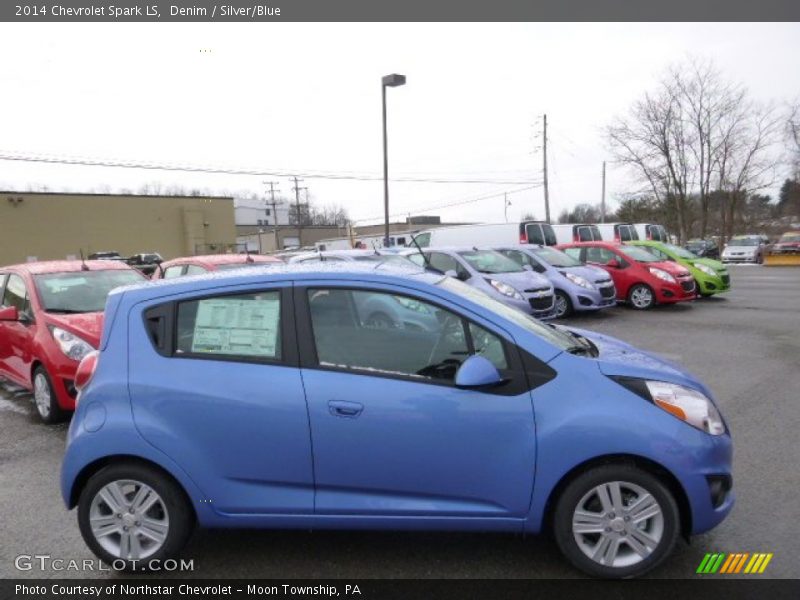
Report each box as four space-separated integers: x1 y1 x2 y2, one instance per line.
0 191 234 200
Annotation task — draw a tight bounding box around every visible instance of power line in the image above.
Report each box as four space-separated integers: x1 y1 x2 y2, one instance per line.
0 151 540 185
354 185 541 224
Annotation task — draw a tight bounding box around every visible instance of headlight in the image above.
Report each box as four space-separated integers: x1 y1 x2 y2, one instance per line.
486 279 524 300
694 263 716 276
645 381 725 435
648 267 676 283
49 326 95 361
562 271 595 289
394 296 430 313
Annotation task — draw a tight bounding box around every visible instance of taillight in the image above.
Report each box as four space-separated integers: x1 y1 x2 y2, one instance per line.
75 350 99 393
520 232 527 243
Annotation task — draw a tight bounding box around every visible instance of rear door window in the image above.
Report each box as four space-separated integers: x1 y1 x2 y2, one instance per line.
525 224 544 245
163 266 185 279
176 291 282 361
185 265 207 276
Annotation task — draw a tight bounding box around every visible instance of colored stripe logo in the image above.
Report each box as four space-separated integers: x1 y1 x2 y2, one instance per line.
697 552 773 574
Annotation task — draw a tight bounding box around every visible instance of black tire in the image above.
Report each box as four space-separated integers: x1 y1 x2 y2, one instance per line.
78 462 194 572
627 284 655 310
554 290 573 318
32 365 66 424
553 464 680 579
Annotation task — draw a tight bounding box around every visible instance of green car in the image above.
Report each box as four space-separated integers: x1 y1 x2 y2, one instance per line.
627 240 730 297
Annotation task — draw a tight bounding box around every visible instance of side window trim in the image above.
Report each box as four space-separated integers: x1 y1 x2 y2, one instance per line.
294 284 529 395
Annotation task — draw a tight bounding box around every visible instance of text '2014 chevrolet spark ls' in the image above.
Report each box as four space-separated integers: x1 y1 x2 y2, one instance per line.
61 263 733 578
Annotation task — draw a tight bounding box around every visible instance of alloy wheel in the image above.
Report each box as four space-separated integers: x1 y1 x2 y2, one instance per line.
571 480 664 568
89 480 170 560
630 286 653 309
33 372 51 419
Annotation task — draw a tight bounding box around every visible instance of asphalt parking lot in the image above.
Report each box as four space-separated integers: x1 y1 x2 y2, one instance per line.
1 265 798 580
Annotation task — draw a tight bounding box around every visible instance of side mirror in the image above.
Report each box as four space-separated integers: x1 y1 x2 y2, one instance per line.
444 269 458 278
455 355 504 389
0 306 19 322
606 259 620 269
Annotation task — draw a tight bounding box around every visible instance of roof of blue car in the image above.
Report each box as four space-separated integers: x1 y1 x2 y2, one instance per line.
112 261 440 300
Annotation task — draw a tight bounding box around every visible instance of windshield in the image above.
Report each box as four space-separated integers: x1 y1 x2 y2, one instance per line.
729 237 760 247
661 243 697 259
619 245 661 262
458 250 522 274
530 246 582 268
437 277 578 352
34 270 144 313
685 241 706 250
780 233 800 242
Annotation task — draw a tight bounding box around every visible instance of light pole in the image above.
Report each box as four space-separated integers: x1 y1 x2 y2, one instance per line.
382 73 406 248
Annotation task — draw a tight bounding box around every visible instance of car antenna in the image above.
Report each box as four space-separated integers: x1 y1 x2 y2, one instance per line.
79 249 90 271
409 235 433 269
317 248 325 262
244 247 254 263
155 262 165 278
371 240 380 255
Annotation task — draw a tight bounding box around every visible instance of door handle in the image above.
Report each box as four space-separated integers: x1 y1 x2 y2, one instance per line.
328 400 364 418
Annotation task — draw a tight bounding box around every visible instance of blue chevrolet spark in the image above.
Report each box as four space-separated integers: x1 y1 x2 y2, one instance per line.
61 262 733 578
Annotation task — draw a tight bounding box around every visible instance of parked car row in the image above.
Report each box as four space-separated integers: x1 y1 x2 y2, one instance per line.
0 246 736 579
0 238 735 425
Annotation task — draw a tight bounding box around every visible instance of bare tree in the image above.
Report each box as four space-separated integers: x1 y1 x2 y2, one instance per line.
715 101 784 240
789 102 800 176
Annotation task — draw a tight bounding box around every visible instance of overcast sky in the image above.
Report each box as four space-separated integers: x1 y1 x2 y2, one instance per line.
1 23 798 226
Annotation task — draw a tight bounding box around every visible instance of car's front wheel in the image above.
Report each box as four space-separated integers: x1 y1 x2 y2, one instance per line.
32 366 66 424
627 284 655 310
554 291 573 318
553 464 680 578
78 462 194 571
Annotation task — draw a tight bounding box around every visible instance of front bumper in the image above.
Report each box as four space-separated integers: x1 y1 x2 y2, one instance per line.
695 272 731 295
722 255 758 264
655 276 696 303
565 284 617 312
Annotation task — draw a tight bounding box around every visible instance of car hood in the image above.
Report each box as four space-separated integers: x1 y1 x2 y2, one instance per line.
487 270 551 291
558 265 611 283
43 312 104 347
723 245 757 253
692 257 725 271
565 326 710 396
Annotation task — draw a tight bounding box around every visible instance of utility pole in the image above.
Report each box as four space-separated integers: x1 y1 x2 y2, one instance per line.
601 161 607 224
542 114 550 224
291 176 308 247
263 180 281 252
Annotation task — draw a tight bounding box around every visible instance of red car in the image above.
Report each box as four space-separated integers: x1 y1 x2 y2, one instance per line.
557 242 696 309
0 261 145 422
151 253 283 279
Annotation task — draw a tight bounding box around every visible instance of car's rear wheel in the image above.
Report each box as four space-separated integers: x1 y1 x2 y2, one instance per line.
554 291 573 318
78 462 194 571
627 284 655 310
32 366 66 424
553 464 680 578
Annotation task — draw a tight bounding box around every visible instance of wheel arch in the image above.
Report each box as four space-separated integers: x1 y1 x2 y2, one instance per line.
68 454 197 524
541 453 692 539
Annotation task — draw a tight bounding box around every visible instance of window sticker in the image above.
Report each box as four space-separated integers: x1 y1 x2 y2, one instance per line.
191 296 280 357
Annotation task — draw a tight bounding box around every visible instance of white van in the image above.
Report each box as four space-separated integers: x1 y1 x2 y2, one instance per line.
633 223 669 242
594 222 640 242
550 223 603 244
412 222 557 248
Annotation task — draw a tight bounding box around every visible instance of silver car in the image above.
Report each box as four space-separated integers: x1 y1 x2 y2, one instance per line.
721 235 768 264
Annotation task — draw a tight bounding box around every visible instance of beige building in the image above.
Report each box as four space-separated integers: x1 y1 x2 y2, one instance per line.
0 192 236 266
